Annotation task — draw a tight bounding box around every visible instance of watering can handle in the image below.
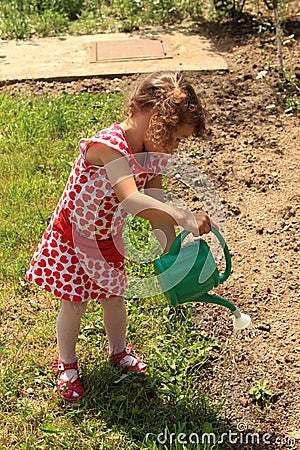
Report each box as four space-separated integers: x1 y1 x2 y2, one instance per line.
210 227 232 282
168 226 232 283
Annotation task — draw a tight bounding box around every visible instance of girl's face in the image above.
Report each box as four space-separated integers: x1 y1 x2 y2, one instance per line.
170 123 195 152
144 122 195 154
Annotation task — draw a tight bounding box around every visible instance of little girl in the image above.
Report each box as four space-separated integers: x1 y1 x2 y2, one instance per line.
26 71 212 402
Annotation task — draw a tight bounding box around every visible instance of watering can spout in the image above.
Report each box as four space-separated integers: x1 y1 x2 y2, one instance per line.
200 294 252 329
199 293 237 312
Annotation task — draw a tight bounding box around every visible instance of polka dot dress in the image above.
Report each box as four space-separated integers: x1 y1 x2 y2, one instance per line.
26 122 169 302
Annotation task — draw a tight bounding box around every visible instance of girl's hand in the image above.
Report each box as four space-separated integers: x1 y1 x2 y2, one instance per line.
175 209 215 237
193 212 211 236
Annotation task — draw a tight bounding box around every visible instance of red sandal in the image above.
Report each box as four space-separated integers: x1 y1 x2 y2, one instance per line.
53 360 84 402
110 343 149 375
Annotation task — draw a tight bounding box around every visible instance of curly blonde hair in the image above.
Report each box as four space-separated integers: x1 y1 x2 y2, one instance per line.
125 71 207 150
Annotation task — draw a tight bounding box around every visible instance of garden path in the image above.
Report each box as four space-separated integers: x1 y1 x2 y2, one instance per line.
0 26 227 82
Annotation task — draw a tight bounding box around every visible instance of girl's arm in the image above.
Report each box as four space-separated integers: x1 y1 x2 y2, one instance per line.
86 143 211 236
144 175 176 253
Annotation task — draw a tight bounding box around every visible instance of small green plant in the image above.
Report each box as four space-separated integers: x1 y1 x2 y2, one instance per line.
212 0 247 19
251 285 260 298
189 148 201 159
249 380 273 412
255 16 275 40
278 70 300 113
284 95 299 113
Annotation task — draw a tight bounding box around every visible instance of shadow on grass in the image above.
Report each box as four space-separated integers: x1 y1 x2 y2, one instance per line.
74 360 229 449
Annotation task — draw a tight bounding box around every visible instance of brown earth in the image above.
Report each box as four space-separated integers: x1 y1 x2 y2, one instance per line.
1 10 299 450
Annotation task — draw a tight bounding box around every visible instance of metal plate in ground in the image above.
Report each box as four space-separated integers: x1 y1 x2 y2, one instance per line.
90 38 173 63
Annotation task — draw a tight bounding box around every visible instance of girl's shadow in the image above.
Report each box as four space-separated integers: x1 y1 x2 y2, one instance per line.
76 360 231 449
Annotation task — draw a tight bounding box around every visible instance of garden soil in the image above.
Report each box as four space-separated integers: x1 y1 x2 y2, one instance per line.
1 12 299 450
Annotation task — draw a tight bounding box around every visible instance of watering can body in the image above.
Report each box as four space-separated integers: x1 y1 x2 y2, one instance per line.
154 227 233 309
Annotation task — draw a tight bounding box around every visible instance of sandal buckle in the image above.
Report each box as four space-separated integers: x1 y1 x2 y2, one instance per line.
57 362 65 371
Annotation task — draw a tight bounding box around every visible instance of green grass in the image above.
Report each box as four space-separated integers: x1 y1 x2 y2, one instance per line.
0 91 228 449
0 0 204 40
0 91 123 287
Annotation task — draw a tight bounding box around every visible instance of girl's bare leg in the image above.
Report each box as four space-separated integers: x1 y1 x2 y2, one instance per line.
100 297 147 371
100 297 127 354
56 299 88 362
56 299 88 397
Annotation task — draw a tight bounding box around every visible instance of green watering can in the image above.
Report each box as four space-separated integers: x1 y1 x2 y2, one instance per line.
154 227 251 330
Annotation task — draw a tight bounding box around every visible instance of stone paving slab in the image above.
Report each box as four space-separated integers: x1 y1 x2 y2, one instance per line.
0 27 228 82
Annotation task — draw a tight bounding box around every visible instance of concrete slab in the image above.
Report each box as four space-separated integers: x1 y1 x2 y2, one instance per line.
0 27 228 82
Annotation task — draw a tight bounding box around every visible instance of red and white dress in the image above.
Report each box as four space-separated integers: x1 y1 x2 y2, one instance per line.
26 122 169 302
